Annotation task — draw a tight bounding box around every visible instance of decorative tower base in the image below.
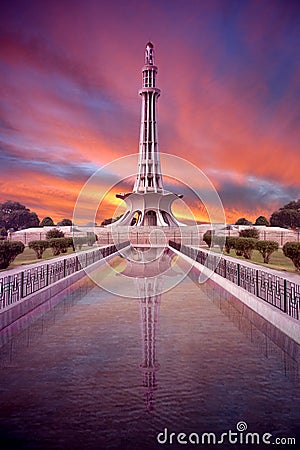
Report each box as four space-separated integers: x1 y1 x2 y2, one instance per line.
115 192 182 226
111 42 184 228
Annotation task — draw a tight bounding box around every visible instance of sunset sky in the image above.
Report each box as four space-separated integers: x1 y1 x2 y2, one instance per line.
1 0 299 225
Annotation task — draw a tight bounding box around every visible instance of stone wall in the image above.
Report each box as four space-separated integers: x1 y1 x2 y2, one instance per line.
7 225 300 247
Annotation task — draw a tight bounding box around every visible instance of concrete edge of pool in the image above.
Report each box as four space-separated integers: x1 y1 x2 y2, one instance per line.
0 252 118 333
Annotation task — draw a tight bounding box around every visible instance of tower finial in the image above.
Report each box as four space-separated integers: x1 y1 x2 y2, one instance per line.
145 41 154 65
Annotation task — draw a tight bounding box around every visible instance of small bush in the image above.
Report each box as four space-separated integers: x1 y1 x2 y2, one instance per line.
0 241 25 269
234 237 258 259
28 240 49 259
256 240 279 263
283 242 300 271
46 228 65 239
239 228 260 239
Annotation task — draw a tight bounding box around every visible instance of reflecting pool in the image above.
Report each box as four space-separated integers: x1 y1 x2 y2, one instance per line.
0 248 299 449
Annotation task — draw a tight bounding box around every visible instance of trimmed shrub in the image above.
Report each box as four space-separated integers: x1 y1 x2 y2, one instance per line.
0 241 25 269
283 242 300 271
46 228 65 239
48 238 69 256
234 237 258 259
225 236 238 254
239 228 260 239
256 240 279 264
28 240 49 259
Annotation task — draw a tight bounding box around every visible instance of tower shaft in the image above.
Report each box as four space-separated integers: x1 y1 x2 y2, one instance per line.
134 43 163 193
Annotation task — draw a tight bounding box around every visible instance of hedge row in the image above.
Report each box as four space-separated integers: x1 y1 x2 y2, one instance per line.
203 231 300 270
28 235 97 259
203 232 279 263
0 233 99 269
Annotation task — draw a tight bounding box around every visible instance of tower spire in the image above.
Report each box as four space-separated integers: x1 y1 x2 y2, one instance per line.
145 41 154 65
133 42 164 194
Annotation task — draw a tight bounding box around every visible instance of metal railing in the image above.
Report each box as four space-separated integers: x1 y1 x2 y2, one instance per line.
169 241 300 321
0 242 129 311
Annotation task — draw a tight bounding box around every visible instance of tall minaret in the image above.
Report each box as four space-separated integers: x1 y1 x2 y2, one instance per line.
133 42 163 194
112 42 184 227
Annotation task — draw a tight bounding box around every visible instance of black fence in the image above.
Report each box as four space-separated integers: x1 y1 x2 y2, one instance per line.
169 241 300 321
0 242 129 311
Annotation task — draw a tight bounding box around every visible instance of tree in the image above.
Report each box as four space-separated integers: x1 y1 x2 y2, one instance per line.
270 199 300 229
0 241 25 269
73 236 87 250
101 214 123 226
235 217 252 226
87 232 97 246
48 238 69 256
283 242 300 271
65 237 75 251
0 227 7 240
239 228 260 239
0 200 39 231
254 216 269 226
28 240 49 259
40 217 55 227
46 228 65 239
57 218 73 226
234 237 258 259
256 240 279 263
202 230 224 250
203 230 212 247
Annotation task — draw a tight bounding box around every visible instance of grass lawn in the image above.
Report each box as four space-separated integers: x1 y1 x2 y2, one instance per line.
206 247 298 274
5 247 76 270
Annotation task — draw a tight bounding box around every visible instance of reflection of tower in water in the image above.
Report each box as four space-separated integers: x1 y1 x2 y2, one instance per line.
121 248 176 411
137 275 161 412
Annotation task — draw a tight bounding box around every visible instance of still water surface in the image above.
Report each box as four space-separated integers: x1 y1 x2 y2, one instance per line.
0 248 299 449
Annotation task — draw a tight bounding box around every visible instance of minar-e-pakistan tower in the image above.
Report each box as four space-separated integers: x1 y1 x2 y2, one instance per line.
112 42 183 227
